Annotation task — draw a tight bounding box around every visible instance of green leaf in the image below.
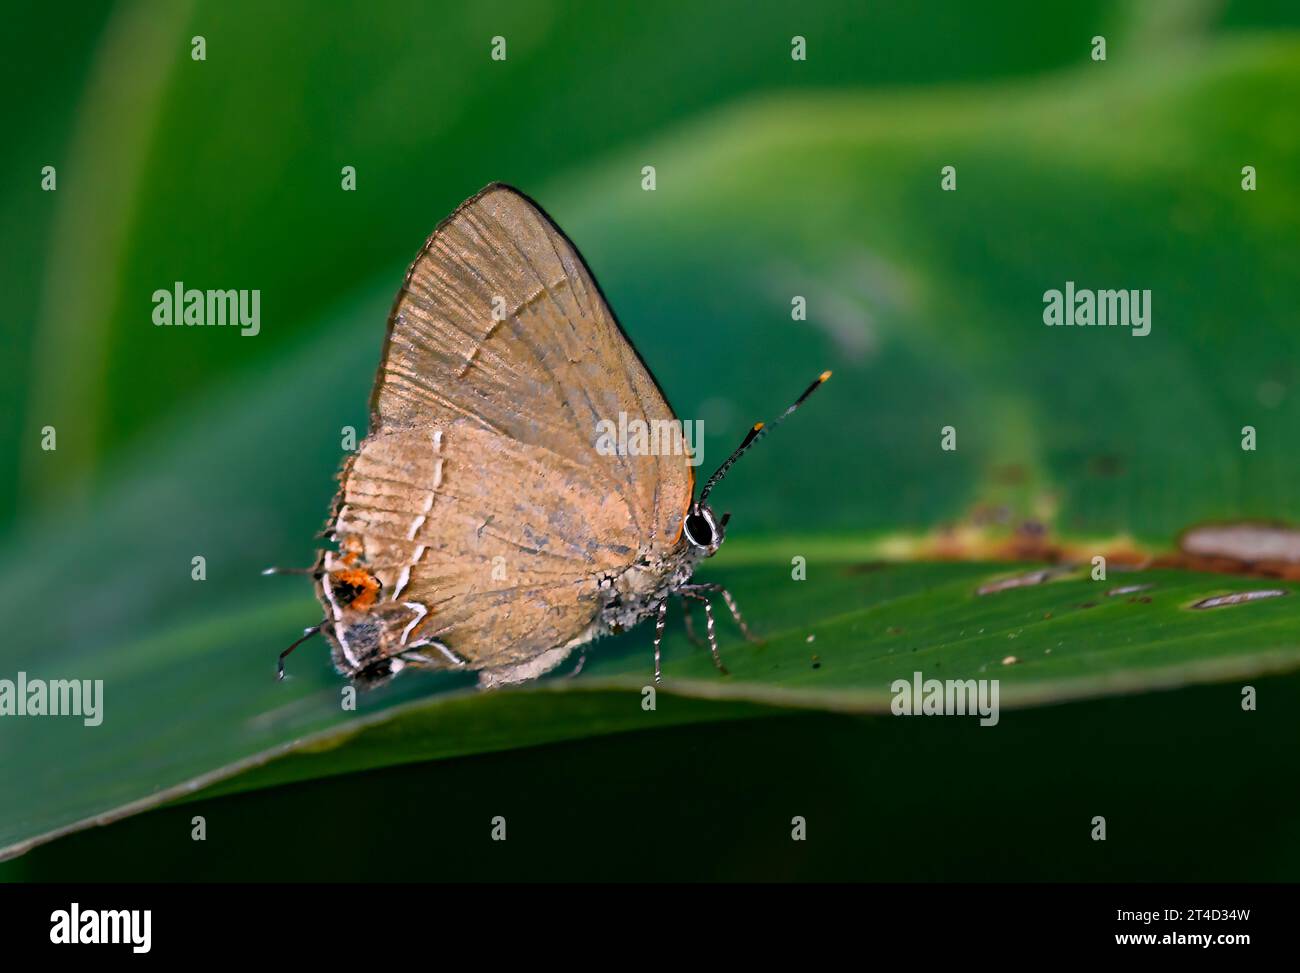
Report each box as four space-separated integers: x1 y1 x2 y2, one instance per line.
5 34 1300 865
4 554 1298 860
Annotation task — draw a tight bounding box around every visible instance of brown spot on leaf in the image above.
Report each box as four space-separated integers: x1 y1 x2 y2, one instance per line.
1088 454 1126 478
990 464 1028 485
844 561 889 575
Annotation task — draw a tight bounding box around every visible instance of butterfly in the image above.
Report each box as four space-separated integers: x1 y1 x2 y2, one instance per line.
272 184 828 688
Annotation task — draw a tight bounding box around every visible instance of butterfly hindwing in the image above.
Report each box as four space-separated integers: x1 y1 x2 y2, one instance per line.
324 184 694 673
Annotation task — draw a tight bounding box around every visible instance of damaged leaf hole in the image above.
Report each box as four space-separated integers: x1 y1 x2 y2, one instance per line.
1169 522 1300 580
975 567 1072 596
1107 583 1153 597
1190 590 1288 609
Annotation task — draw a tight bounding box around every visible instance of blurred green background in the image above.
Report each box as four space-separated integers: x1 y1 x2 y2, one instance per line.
2 0 1299 879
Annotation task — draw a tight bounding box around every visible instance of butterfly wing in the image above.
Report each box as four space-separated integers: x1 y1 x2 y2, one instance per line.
324 184 694 673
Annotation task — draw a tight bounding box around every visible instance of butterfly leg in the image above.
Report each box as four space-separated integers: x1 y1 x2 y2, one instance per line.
681 591 729 676
566 648 589 679
680 598 707 647
276 620 326 680
685 583 762 644
652 600 668 684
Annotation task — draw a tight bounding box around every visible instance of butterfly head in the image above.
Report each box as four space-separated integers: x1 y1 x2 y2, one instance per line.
683 502 728 557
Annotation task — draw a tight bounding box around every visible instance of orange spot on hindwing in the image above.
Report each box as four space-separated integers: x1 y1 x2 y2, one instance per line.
332 567 381 612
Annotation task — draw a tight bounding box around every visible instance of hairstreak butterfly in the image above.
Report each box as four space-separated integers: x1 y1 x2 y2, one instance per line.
271 184 828 688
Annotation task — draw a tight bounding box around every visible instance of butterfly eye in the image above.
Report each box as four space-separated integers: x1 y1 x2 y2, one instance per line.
684 510 715 549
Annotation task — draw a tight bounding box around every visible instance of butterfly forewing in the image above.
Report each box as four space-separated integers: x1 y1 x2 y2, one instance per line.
326 184 694 672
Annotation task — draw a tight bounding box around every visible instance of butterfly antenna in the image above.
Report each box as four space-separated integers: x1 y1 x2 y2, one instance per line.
277 621 326 680
698 370 831 503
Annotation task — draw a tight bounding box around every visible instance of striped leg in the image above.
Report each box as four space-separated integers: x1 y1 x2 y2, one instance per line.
652 601 669 683
686 583 761 644
681 598 707 647
682 591 728 675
